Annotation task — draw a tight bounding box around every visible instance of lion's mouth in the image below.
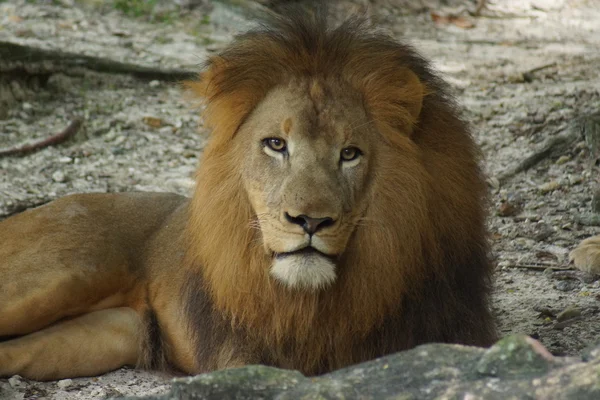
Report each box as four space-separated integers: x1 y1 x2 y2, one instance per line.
274 246 337 261
270 246 338 290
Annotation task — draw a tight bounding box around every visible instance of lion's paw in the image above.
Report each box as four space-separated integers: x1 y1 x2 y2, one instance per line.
570 235 600 274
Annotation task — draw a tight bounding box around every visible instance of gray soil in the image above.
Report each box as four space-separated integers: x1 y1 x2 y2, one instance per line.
1 0 599 398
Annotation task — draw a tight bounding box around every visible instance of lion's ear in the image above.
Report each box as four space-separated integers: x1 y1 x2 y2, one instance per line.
184 57 261 141
360 67 425 137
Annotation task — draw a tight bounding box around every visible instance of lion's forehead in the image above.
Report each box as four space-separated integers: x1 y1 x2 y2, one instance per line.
257 81 370 142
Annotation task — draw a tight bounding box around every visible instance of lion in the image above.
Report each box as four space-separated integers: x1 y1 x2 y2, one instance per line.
571 235 600 273
0 11 496 381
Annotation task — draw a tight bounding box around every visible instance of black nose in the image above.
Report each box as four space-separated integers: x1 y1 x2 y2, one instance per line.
285 213 335 235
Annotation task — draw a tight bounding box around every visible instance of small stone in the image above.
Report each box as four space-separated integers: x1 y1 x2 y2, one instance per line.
149 80 161 87
533 223 554 241
52 171 66 183
555 280 580 292
567 175 583 186
476 335 553 378
168 178 196 191
576 213 600 226
539 181 560 194
8 375 25 389
22 102 33 111
57 379 73 389
58 156 73 164
555 155 570 165
497 201 519 217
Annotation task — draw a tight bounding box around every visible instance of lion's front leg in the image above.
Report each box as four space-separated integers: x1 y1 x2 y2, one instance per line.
0 307 141 381
570 235 600 274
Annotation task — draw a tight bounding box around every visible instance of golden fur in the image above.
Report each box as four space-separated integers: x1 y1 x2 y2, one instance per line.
184 11 496 374
0 10 496 381
571 235 600 274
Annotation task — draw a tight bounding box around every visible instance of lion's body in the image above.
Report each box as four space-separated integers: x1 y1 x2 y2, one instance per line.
0 11 496 381
571 235 600 274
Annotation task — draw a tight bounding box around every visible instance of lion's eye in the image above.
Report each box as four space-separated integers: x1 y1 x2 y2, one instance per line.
340 147 361 162
263 138 287 153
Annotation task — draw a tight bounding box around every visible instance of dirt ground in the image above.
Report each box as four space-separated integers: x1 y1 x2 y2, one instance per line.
1 0 600 398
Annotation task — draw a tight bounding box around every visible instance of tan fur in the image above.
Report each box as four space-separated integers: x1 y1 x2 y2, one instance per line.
0 11 495 381
570 235 600 274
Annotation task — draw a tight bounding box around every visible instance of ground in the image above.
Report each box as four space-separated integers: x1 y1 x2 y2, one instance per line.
1 0 599 398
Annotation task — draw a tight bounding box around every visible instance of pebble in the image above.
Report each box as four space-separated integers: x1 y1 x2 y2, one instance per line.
555 155 570 164
57 379 73 389
533 223 554 241
555 280 580 292
567 175 583 186
149 80 161 88
8 375 25 389
497 201 519 217
168 178 196 191
576 213 600 226
539 181 560 194
52 170 66 183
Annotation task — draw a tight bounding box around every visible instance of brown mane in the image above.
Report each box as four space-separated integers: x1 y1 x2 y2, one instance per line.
184 10 495 375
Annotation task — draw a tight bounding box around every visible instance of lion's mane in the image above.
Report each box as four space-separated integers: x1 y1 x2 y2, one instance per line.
184 10 496 375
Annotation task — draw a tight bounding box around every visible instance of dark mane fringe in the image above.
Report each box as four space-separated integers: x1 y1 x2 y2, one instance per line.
187 5 453 143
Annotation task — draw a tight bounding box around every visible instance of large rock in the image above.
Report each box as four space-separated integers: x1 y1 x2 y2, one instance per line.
114 335 600 400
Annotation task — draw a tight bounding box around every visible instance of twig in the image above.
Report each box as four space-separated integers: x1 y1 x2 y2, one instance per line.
525 62 558 75
522 62 557 82
0 41 196 82
0 118 83 157
552 270 599 284
503 263 572 271
497 128 579 185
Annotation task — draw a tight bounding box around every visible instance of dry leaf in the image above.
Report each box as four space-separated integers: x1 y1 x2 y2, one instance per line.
142 116 164 128
430 12 475 29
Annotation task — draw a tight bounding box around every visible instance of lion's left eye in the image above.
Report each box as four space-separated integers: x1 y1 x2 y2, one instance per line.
340 147 361 162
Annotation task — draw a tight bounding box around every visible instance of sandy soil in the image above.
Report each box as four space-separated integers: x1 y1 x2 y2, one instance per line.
1 0 600 398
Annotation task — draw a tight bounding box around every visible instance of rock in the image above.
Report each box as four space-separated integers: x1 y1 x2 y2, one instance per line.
57 379 73 389
51 171 66 183
576 213 600 226
476 335 554 378
555 280 580 292
539 181 561 194
112 335 600 400
8 375 25 389
497 200 519 217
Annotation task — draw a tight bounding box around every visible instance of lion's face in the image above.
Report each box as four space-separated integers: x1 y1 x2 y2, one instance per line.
237 80 374 290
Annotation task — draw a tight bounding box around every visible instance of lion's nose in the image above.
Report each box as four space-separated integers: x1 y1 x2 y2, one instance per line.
284 212 335 235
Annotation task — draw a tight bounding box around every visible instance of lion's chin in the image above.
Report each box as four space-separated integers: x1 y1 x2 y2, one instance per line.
270 252 337 291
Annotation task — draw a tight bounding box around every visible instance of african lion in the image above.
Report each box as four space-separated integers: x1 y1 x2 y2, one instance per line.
0 11 496 381
571 235 600 273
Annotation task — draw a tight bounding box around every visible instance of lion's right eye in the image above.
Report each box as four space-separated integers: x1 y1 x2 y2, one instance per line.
263 138 287 153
